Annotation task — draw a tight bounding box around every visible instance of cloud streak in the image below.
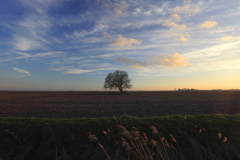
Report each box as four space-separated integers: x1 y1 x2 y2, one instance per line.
109 35 142 47
116 56 149 68
13 51 63 60
13 67 30 75
117 53 190 68
62 69 91 74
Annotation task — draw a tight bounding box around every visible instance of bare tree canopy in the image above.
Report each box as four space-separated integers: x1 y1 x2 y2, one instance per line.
104 70 132 93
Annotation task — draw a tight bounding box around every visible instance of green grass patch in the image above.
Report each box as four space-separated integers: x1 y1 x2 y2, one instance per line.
0 114 240 159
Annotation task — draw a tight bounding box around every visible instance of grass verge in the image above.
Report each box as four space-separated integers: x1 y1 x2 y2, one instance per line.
0 114 240 159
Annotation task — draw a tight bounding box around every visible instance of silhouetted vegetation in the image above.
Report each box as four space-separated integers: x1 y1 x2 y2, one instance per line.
1 115 240 159
104 70 132 93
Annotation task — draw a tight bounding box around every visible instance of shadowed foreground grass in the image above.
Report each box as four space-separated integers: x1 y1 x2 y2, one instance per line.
0 114 240 159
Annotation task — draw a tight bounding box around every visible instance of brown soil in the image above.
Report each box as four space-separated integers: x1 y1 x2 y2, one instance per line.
0 91 240 118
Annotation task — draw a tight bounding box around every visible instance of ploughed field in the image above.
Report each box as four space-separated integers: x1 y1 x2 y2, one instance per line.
0 91 240 118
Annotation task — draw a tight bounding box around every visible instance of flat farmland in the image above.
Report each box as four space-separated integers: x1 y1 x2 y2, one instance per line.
0 91 240 118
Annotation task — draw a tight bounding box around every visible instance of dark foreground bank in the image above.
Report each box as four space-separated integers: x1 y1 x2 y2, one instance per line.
0 114 240 160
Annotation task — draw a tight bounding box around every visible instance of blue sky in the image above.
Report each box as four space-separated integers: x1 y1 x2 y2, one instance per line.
0 0 240 90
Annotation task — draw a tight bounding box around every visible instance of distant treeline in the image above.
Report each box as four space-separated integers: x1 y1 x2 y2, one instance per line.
177 88 239 91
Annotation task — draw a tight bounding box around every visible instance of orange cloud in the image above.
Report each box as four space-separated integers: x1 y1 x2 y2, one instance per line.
117 53 190 68
171 14 181 21
114 8 124 17
221 36 234 41
109 35 142 47
150 53 190 67
179 36 187 42
163 31 190 42
114 1 128 17
162 19 186 30
200 20 217 29
134 64 141 68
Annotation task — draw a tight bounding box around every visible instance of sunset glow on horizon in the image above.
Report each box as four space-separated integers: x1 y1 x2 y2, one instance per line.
0 0 240 91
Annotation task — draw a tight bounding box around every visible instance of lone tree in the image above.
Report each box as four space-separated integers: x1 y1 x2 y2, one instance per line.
104 70 132 93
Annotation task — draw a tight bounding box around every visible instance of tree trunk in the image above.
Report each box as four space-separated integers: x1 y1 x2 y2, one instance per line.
119 89 122 93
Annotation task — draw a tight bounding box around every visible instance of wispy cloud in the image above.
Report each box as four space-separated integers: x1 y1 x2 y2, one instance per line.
51 63 117 74
133 4 165 17
109 35 142 47
13 35 42 51
18 15 52 34
9 13 54 53
13 67 30 75
14 51 32 57
1 51 64 62
18 0 63 12
71 24 108 38
96 0 130 24
34 51 63 57
173 4 200 17
102 31 113 38
21 51 62 58
184 39 240 59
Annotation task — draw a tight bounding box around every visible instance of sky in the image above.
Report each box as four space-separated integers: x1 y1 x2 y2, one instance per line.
0 0 240 91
